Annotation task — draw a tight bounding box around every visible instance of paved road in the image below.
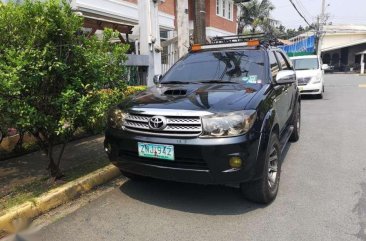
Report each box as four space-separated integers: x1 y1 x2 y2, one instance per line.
19 74 366 241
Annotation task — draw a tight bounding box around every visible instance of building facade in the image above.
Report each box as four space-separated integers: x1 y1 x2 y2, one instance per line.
71 0 238 40
320 25 366 73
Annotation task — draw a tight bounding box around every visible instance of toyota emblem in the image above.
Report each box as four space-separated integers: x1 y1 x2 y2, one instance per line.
148 116 167 130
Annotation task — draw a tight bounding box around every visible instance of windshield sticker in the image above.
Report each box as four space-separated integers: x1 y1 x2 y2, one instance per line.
247 75 258 84
241 77 250 82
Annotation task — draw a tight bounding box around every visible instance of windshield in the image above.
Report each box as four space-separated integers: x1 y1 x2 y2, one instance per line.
161 50 266 84
292 58 319 70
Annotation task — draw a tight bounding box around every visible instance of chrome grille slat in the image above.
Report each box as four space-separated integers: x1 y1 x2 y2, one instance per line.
124 121 149 130
125 114 150 123
167 118 201 124
124 112 203 137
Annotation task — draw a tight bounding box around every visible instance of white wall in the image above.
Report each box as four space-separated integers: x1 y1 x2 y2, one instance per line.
71 0 175 30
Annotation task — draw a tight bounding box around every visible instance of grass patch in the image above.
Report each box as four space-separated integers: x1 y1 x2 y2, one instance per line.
0 158 110 214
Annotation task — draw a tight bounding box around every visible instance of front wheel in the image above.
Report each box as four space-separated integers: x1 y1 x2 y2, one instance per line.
240 133 281 204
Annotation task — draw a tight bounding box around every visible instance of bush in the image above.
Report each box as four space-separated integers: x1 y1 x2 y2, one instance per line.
0 0 129 179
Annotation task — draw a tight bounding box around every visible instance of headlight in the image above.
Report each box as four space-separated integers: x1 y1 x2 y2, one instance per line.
107 107 127 129
201 110 257 137
311 76 321 84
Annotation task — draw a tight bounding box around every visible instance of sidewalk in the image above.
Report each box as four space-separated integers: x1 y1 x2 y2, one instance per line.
0 135 107 199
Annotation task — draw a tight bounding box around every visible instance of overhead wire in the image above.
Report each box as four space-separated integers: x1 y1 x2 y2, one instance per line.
288 0 312 27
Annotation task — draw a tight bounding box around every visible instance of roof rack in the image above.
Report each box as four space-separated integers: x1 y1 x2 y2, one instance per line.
189 33 284 52
210 33 266 44
210 33 284 47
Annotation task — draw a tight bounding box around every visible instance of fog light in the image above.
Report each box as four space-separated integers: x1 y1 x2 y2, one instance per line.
104 143 112 154
229 156 242 168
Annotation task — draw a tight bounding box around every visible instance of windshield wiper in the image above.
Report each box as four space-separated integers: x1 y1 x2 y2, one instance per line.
198 80 239 84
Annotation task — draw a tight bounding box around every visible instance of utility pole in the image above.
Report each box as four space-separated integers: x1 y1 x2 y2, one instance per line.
317 0 326 56
320 0 326 28
176 0 189 58
320 0 326 33
193 0 206 44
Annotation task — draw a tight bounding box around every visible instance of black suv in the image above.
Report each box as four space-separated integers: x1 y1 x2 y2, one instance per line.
105 36 300 204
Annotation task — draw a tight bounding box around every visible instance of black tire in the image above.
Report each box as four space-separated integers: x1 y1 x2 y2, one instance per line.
120 170 148 181
240 133 281 204
318 93 323 99
289 103 300 142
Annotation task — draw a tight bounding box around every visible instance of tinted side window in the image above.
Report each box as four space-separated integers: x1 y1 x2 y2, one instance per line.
276 52 291 70
269 51 280 80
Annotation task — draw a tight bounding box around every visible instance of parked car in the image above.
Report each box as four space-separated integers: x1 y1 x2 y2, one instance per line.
290 55 327 99
105 36 301 204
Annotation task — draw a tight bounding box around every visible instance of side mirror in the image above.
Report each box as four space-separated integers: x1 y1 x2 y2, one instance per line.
153 75 162 85
322 64 329 70
276 70 296 85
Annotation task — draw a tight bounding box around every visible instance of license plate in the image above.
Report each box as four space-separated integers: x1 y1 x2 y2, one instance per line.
138 142 175 161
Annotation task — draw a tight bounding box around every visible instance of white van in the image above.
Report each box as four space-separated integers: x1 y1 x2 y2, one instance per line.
290 55 328 99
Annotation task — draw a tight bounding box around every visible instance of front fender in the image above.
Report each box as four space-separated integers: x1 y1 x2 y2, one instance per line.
251 108 279 181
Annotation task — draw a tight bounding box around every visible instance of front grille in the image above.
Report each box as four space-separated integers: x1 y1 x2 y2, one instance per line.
301 89 319 93
124 113 202 137
297 77 311 86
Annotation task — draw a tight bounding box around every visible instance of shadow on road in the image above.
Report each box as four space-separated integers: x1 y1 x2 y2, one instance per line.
300 95 328 101
119 179 265 215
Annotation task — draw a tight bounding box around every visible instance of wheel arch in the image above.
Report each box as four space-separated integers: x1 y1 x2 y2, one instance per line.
251 108 280 182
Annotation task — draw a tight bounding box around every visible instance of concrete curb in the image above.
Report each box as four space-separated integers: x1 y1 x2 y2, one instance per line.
0 164 120 234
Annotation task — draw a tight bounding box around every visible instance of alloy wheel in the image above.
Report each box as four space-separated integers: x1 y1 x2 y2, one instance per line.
268 146 279 189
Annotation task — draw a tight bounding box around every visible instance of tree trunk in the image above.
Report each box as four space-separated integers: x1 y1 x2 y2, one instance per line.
14 130 24 152
238 24 244 34
34 131 65 180
46 143 65 180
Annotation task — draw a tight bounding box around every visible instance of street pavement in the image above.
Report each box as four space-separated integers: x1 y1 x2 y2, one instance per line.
15 74 366 241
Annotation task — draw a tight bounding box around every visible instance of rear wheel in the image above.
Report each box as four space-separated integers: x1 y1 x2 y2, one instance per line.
120 171 148 181
240 133 281 204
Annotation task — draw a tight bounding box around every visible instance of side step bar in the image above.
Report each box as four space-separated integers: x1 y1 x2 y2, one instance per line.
279 125 294 154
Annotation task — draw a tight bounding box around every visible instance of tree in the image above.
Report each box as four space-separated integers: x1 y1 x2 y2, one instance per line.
237 0 278 34
0 0 129 179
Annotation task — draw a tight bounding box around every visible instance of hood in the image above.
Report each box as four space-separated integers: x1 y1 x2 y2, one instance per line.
119 83 261 113
295 69 321 78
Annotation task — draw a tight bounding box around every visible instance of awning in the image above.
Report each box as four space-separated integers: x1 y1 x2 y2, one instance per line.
322 39 366 52
82 13 134 34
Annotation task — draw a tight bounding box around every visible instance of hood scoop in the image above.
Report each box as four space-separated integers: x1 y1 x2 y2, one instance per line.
164 89 187 96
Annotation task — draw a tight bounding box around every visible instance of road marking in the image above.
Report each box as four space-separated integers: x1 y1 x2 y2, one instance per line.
359 84 366 88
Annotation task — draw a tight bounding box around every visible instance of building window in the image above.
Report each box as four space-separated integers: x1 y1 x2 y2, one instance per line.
216 0 233 21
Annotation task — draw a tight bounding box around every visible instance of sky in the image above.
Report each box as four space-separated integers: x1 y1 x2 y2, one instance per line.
270 0 366 29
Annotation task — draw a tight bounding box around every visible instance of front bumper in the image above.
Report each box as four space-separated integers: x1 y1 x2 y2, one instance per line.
299 82 323 95
104 129 263 185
